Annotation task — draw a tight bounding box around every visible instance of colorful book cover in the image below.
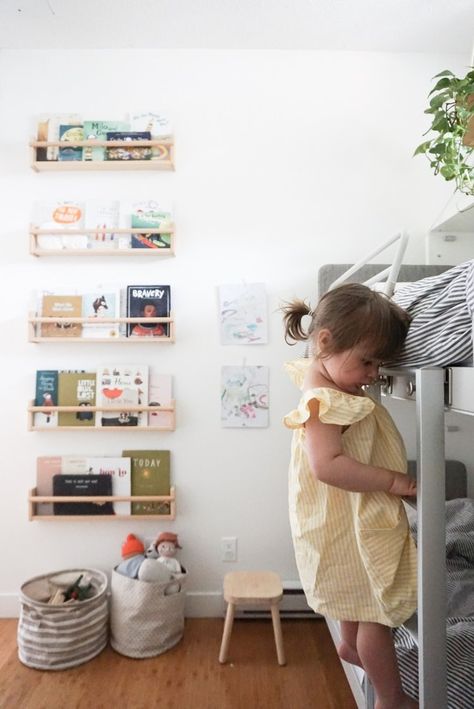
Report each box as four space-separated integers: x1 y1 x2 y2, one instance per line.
105 131 152 161
58 124 84 161
46 113 82 160
126 285 171 338
96 365 149 427
82 120 129 161
41 294 83 338
31 201 86 250
81 288 120 339
218 283 268 344
86 457 131 515
34 370 58 428
53 474 114 516
58 372 96 426
36 455 89 515
84 199 120 249
122 449 171 515
221 365 269 428
130 113 172 160
130 201 172 249
148 373 173 427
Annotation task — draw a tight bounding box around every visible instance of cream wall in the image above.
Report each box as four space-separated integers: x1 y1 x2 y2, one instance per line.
0 48 470 616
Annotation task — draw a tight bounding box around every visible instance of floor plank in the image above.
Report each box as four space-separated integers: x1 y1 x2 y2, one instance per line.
0 618 357 709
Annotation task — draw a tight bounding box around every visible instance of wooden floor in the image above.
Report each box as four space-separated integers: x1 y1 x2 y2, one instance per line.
0 617 357 709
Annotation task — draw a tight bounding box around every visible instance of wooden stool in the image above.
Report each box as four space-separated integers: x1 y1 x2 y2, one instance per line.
219 570 286 666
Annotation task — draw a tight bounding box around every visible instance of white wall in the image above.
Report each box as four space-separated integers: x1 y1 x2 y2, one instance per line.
0 48 470 617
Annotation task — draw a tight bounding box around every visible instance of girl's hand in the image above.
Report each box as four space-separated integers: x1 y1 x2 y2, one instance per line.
388 473 417 497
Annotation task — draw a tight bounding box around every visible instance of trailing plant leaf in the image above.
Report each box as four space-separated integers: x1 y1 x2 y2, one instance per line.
415 67 474 195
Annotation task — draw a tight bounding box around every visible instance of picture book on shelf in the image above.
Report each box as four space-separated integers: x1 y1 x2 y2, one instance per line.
57 372 96 427
130 113 172 160
130 112 172 138
86 457 131 515
58 124 84 161
96 365 149 427
34 370 58 428
130 201 172 250
81 288 120 339
126 285 171 337
84 200 120 249
122 449 171 515
105 131 152 161
31 201 86 250
36 455 90 515
53 474 114 516
41 294 83 338
44 113 82 160
82 120 129 161
148 373 173 427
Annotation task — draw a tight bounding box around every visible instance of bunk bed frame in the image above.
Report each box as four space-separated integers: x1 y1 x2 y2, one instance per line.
318 243 467 709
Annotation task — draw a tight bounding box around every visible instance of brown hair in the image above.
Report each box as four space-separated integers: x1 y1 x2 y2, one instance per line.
282 283 410 360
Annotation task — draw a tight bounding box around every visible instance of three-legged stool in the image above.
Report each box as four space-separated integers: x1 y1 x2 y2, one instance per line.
219 570 286 666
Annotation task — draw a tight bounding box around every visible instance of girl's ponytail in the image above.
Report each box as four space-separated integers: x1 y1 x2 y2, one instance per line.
281 299 312 344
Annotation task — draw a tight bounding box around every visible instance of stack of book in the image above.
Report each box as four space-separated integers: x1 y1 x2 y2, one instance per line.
36 450 171 516
35 112 172 162
31 200 172 251
34 367 173 429
35 284 171 339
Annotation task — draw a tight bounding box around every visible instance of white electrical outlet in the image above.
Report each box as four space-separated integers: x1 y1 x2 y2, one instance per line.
221 536 237 562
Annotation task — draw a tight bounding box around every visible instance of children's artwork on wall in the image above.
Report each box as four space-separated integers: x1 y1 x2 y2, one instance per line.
218 283 268 345
221 365 269 428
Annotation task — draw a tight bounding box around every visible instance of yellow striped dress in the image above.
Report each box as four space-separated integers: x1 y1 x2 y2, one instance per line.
284 359 417 627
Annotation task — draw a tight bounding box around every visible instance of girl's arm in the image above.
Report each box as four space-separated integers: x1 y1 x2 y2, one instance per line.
304 399 416 496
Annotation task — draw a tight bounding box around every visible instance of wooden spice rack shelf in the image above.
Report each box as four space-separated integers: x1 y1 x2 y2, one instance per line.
28 486 176 521
28 313 175 343
28 401 176 431
30 225 175 257
30 138 174 171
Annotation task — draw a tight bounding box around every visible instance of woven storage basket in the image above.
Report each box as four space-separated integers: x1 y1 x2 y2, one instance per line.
110 568 187 658
18 568 108 670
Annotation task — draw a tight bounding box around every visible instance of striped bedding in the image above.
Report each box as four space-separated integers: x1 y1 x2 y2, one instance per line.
394 498 474 708
389 260 474 367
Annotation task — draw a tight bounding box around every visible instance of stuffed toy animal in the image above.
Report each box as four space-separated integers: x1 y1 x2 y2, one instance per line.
116 534 146 579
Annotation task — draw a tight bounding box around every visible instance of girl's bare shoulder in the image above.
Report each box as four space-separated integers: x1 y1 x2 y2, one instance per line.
303 361 342 393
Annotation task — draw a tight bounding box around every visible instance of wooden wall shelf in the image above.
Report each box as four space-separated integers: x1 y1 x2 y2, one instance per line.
28 401 176 431
30 138 174 172
28 313 175 343
28 486 176 521
30 226 175 257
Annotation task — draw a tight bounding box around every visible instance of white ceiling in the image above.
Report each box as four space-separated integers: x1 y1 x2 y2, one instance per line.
0 0 473 54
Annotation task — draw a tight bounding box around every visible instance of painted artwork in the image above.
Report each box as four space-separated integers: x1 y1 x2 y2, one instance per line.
218 283 267 344
221 365 269 428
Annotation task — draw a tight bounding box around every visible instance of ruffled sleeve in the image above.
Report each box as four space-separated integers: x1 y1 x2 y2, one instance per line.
284 387 375 429
284 358 312 390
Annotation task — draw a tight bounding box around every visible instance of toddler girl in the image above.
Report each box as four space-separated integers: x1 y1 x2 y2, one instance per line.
283 283 417 709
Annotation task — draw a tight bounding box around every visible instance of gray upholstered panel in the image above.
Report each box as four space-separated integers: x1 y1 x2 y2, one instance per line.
318 263 451 296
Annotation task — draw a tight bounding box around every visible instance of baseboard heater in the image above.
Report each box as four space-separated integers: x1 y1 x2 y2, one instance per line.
231 580 320 619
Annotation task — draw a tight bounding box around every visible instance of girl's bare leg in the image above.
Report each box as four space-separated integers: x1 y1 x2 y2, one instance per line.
356 622 417 709
337 620 363 667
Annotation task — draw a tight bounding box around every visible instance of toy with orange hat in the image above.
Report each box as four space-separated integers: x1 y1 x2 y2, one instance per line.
116 533 146 579
153 532 184 575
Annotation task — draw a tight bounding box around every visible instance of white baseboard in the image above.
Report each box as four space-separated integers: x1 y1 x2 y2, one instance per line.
184 592 224 617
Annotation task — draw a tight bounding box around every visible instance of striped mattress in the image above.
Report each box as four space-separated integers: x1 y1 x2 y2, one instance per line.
394 498 474 708
389 260 474 368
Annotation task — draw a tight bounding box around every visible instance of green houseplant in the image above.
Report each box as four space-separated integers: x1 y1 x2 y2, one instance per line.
415 68 474 195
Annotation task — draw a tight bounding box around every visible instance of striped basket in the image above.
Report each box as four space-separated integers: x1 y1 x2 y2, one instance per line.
18 568 109 670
